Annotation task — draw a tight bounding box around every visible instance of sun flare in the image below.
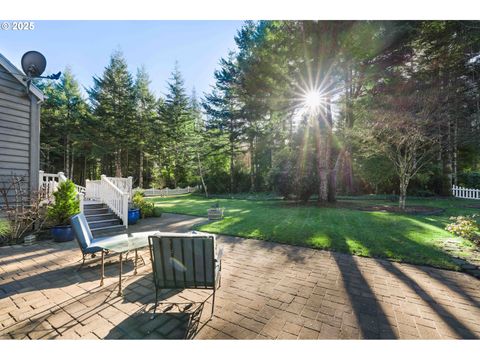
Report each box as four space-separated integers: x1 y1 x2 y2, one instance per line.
303 89 323 113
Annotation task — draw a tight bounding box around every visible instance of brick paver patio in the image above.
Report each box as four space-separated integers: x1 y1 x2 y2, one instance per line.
1 213 480 339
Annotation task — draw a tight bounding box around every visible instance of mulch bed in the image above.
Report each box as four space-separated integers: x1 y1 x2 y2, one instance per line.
463 204 480 209
276 201 444 215
356 205 445 215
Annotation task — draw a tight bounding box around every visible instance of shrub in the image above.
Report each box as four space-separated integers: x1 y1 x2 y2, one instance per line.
445 215 480 245
269 148 294 198
153 206 162 217
47 180 80 226
269 147 318 202
458 171 480 189
0 219 11 245
0 175 48 244
132 191 157 218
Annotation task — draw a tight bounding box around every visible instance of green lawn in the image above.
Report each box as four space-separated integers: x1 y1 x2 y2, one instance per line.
150 194 480 270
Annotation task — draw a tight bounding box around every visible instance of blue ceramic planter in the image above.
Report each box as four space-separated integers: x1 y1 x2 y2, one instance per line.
128 208 140 225
51 225 75 242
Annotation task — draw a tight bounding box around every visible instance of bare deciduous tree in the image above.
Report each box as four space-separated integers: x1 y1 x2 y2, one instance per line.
0 175 49 243
359 90 438 210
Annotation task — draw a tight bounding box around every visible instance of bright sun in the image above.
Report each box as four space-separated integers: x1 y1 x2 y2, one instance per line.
303 89 323 113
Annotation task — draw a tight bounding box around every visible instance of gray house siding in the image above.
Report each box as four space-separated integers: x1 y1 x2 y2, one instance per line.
0 58 42 206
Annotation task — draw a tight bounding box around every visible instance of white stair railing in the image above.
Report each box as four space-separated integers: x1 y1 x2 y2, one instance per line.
107 176 133 200
452 185 480 200
100 174 129 228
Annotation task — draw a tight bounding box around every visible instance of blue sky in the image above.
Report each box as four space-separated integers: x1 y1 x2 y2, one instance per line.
0 20 244 98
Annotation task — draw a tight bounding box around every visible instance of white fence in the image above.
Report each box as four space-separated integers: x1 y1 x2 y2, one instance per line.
140 186 198 197
452 185 480 200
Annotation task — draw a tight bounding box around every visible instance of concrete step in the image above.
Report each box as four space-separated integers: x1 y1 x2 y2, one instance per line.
88 218 122 229
91 224 126 236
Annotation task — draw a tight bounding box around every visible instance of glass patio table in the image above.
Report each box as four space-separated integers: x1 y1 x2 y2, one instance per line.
99 234 152 296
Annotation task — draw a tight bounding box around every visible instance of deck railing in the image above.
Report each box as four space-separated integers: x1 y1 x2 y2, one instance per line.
85 180 102 201
452 185 480 200
39 170 85 211
100 175 129 228
107 176 133 200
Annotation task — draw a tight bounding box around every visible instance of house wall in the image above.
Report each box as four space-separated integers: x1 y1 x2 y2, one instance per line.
0 63 41 206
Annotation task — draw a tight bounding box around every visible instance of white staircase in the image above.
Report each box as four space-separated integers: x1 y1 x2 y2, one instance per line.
39 171 132 234
83 200 126 235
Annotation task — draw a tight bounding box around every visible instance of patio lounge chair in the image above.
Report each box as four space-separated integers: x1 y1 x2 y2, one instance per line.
70 213 152 267
70 213 109 267
148 232 223 318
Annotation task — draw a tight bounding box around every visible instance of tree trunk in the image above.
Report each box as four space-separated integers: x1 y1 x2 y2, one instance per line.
329 150 344 203
230 142 234 193
115 148 122 177
83 155 87 185
441 119 452 196
326 97 335 203
249 138 255 192
70 145 74 180
452 118 458 186
139 148 144 189
197 152 208 198
343 150 354 194
315 111 329 203
126 148 129 180
65 134 70 178
399 180 407 210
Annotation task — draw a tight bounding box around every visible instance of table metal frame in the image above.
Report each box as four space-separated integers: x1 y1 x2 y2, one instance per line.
99 241 148 296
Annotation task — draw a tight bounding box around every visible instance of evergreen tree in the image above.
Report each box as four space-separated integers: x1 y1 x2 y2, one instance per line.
134 66 157 188
39 67 89 181
203 53 246 193
88 50 136 177
159 63 196 187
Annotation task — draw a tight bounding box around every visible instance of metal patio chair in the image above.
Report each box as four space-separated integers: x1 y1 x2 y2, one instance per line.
148 232 223 319
70 213 149 269
70 213 108 267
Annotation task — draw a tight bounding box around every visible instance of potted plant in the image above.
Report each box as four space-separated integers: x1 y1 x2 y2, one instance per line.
131 191 156 222
207 201 224 220
129 191 143 224
47 180 80 242
128 205 140 225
